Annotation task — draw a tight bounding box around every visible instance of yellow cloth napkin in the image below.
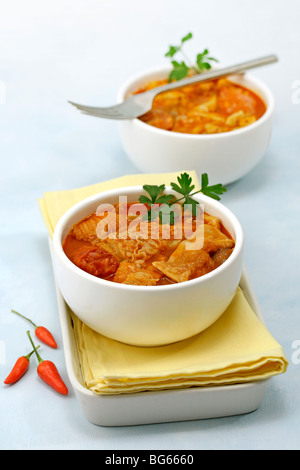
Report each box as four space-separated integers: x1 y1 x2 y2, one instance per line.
69 288 287 394
39 171 288 395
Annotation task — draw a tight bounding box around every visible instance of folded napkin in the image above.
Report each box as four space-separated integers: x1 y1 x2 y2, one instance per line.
39 171 288 395
69 288 287 394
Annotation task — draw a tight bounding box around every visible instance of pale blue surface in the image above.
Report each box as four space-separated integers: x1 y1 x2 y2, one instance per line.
0 0 299 450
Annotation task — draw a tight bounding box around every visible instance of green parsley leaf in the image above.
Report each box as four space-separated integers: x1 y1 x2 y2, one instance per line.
196 49 218 73
138 195 153 205
171 172 195 196
168 61 189 82
165 45 180 58
170 172 198 217
156 194 175 204
201 172 209 188
181 32 193 43
138 173 227 226
164 33 218 81
165 33 192 59
200 173 227 200
169 172 227 211
139 184 174 222
140 184 165 203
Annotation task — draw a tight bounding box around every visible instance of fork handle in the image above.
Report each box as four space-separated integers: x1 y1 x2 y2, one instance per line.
149 55 278 95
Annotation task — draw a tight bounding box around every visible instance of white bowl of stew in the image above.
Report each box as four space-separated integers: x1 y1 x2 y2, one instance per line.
52 186 244 347
117 66 274 185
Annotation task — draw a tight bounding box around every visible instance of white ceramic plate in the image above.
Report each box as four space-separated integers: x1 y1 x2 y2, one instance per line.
49 237 270 426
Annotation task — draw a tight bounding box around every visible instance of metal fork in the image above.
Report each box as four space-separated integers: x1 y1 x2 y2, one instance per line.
68 55 278 120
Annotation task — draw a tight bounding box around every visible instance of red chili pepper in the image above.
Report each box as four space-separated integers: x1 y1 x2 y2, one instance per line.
11 309 57 349
27 331 68 395
4 346 40 385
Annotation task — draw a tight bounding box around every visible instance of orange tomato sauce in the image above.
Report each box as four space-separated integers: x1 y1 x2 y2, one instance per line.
134 78 266 134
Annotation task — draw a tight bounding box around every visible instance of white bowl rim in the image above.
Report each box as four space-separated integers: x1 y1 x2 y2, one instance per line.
53 185 244 292
117 64 275 139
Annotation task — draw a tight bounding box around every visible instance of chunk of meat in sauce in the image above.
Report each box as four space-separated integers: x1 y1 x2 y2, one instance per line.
70 245 119 278
212 247 234 267
217 85 258 116
113 260 163 286
139 109 174 130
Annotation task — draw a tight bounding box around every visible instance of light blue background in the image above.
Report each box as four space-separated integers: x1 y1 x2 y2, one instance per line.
0 0 299 450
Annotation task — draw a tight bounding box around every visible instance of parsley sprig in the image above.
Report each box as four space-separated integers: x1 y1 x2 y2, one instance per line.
138 172 227 224
165 32 218 82
138 185 175 222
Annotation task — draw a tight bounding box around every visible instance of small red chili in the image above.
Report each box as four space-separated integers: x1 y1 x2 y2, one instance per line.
11 309 57 349
4 346 40 385
27 331 68 395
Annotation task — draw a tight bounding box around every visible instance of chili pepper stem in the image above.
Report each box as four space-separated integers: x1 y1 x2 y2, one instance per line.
24 346 40 360
12 310 57 349
11 309 37 329
26 330 43 364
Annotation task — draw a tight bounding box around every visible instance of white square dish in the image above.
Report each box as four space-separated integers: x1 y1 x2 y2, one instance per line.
49 237 270 426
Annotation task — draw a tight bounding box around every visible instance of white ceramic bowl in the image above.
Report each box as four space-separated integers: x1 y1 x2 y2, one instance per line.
117 66 274 185
52 186 244 347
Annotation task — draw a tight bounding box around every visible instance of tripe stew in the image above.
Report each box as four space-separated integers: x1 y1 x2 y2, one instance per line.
134 78 266 134
63 202 235 286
